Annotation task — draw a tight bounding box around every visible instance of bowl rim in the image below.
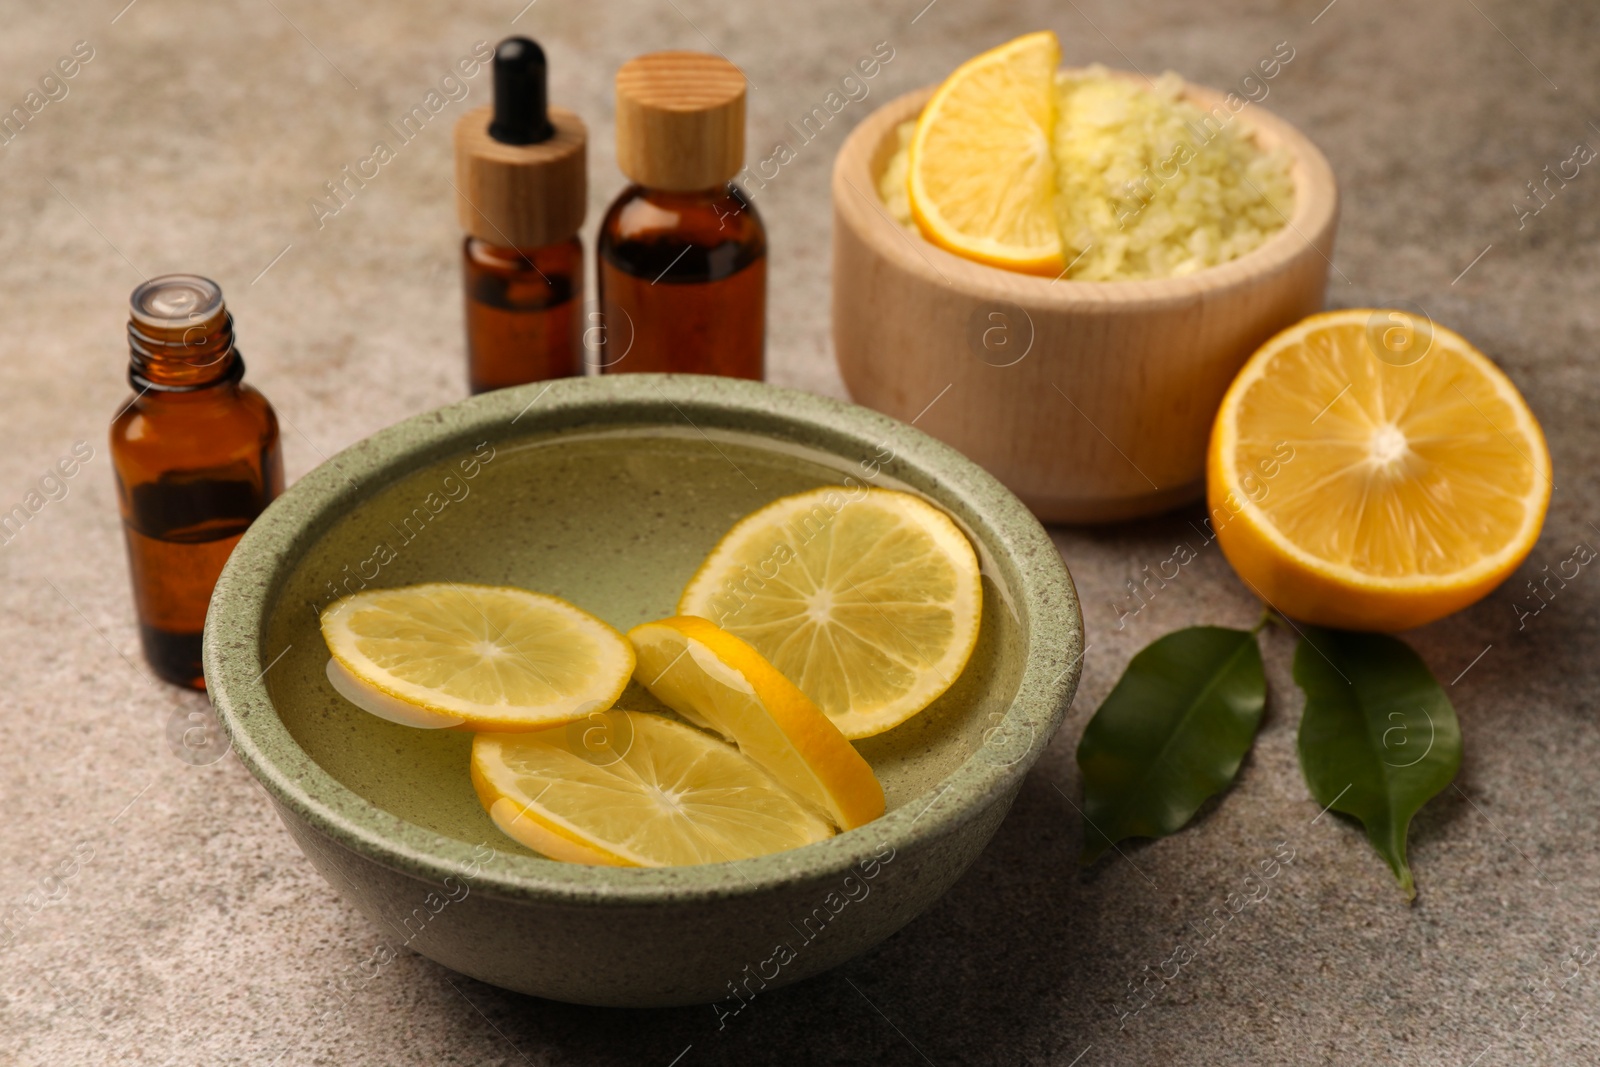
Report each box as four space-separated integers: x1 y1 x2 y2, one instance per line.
204 374 1084 905
833 71 1340 306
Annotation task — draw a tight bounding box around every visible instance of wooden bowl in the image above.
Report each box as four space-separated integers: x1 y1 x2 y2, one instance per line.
832 79 1339 524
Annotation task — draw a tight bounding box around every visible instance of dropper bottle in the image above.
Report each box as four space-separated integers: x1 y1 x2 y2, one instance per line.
453 38 587 394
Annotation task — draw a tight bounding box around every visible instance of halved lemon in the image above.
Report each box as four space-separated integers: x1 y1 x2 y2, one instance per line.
679 487 983 739
472 711 834 866
320 583 634 730
629 616 884 830
1209 310 1551 631
908 30 1063 274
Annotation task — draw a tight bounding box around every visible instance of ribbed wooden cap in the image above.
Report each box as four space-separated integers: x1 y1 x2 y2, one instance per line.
615 51 746 190
453 105 587 248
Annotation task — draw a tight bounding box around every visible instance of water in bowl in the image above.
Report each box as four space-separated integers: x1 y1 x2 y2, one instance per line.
262 428 1025 858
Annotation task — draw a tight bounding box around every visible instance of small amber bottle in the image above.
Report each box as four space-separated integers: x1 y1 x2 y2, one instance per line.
110 275 283 689
599 51 766 379
454 37 588 394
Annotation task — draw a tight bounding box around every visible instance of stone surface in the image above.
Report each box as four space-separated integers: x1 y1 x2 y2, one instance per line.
0 0 1596 1064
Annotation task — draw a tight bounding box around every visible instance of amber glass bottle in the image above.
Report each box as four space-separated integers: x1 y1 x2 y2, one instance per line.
600 51 765 379
454 37 588 394
597 184 765 377
110 275 283 689
461 235 582 392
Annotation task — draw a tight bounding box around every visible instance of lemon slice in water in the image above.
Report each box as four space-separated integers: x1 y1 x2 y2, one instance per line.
679 487 982 739
472 711 835 866
320 583 634 730
630 616 884 830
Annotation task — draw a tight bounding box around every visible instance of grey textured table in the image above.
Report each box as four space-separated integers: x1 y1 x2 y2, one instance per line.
2 0 1596 1063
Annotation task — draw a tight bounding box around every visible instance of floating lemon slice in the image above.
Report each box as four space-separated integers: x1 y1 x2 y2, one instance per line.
629 616 884 830
320 583 634 730
1209 309 1551 631
472 711 835 866
908 30 1063 274
679 487 982 739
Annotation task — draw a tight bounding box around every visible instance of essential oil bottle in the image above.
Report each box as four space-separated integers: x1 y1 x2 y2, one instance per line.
453 37 588 394
110 275 283 689
599 51 766 379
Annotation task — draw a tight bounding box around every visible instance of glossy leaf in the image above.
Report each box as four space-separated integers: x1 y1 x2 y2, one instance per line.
1293 628 1462 900
1077 626 1267 864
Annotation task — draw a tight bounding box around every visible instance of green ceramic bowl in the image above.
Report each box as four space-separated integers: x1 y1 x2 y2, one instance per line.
204 374 1081 1008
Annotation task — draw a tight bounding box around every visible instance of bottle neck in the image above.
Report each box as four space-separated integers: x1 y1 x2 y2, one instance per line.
127 309 243 392
466 234 581 261
635 183 734 204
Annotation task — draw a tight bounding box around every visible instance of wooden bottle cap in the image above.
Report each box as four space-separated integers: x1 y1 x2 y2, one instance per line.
453 105 587 249
615 51 746 191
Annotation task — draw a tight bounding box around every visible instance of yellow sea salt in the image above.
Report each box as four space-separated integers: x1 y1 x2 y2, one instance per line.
881 66 1296 281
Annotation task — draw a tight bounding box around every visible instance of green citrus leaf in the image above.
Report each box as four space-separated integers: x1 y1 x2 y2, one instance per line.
1293 628 1462 901
1076 626 1266 864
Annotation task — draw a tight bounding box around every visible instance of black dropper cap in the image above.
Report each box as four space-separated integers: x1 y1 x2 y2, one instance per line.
488 37 556 145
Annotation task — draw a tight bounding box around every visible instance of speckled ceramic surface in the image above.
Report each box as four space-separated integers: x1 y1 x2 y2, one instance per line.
203 373 1081 1007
